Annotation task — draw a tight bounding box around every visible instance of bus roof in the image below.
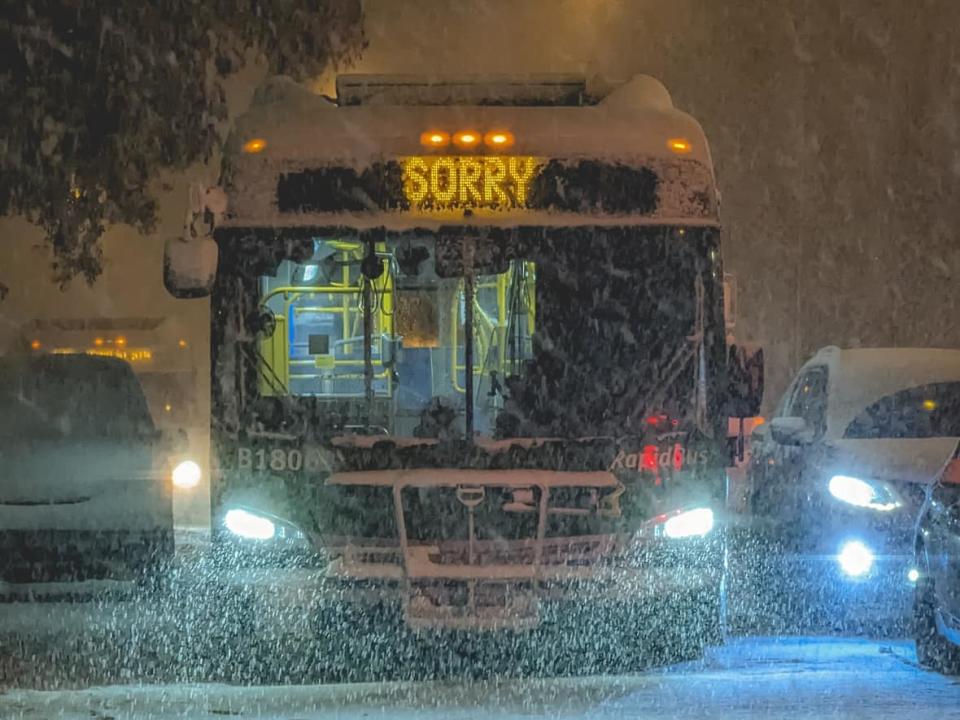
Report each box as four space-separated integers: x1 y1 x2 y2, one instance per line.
335 74 589 106
17 316 191 370
220 74 719 232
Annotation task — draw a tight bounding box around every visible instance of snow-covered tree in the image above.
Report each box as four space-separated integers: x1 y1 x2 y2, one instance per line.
0 1 364 285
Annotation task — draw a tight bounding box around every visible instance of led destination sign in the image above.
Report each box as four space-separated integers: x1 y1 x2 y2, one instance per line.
401 156 542 211
276 159 662 216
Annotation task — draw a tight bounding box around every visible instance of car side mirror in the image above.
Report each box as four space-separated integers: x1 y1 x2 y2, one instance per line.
163 236 218 298
725 343 764 418
750 421 769 442
769 416 813 446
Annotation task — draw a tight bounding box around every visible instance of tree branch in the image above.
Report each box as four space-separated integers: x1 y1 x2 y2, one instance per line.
12 23 74 59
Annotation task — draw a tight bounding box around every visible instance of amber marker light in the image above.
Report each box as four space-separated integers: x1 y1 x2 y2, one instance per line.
484 130 515 149
420 131 450 148
242 138 267 154
453 130 481 149
667 138 693 154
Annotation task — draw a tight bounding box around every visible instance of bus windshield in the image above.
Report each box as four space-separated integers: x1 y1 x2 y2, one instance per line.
222 226 723 439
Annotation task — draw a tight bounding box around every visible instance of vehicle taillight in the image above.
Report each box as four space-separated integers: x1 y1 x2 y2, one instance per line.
943 458 960 485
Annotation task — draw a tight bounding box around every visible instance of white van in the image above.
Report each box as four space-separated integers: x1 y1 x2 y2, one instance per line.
0 354 174 585
748 346 960 588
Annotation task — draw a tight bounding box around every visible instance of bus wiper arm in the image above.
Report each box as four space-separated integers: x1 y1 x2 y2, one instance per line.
242 343 289 396
632 344 696 426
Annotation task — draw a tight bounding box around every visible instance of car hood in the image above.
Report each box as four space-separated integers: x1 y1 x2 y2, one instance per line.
0 438 170 531
826 437 958 486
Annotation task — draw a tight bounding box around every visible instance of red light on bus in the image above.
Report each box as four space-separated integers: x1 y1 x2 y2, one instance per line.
642 445 659 472
672 443 684 471
420 131 450 148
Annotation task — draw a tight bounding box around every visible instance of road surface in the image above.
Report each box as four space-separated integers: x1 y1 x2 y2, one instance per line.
2 637 959 719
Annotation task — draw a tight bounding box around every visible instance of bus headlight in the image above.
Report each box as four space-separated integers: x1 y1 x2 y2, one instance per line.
171 460 202 489
828 475 899 512
663 507 715 539
224 509 276 540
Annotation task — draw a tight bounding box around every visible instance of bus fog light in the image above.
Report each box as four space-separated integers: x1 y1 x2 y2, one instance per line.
171 460 202 489
224 509 276 540
663 507 714 539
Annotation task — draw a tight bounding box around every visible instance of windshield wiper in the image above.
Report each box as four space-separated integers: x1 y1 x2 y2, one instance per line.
632 273 707 431
243 343 289 396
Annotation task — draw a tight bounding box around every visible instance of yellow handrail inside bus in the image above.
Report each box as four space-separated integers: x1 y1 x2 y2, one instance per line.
258 250 395 397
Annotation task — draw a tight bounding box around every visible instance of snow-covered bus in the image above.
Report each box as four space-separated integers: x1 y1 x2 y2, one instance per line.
164 74 762 659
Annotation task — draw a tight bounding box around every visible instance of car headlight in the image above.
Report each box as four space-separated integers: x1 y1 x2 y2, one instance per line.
224 508 276 540
837 539 874 577
828 475 899 512
663 507 715 539
171 460 202 489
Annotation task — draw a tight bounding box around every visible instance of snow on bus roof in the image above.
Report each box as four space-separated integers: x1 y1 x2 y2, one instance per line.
231 74 711 170
222 74 718 229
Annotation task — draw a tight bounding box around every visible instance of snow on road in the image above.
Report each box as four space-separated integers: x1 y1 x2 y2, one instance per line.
2 637 959 720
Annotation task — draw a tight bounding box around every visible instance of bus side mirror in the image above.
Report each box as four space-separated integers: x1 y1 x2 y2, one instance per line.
723 272 737 333
726 343 764 418
163 236 218 298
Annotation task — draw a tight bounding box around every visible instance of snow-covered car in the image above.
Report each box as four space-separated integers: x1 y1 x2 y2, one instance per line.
747 346 960 598
0 354 174 585
913 447 960 673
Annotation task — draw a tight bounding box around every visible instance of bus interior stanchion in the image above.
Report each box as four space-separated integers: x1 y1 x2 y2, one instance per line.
361 234 382 420
463 239 475 441
363 278 373 408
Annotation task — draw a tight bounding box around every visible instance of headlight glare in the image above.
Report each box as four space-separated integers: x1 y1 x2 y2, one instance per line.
663 507 715 539
224 509 276 540
171 460 202 489
837 540 874 577
828 475 899 512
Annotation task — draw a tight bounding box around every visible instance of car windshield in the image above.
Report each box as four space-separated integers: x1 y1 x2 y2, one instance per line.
844 382 960 439
6 6 960 718
0 356 154 440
